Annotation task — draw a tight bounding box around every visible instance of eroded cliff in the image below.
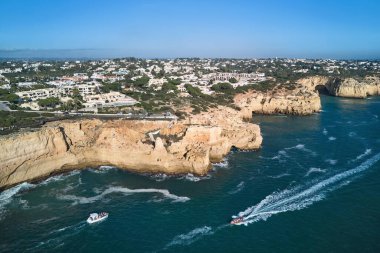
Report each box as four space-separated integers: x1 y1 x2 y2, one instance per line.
297 75 380 98
0 107 262 189
325 76 380 98
234 84 321 119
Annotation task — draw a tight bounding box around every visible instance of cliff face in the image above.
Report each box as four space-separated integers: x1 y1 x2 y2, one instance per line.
325 76 380 98
0 107 262 189
297 75 380 98
234 85 321 119
297 76 330 91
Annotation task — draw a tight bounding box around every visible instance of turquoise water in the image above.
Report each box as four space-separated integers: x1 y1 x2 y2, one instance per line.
1 95 380 253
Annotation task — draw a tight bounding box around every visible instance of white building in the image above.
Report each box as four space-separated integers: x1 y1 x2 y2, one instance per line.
16 88 59 101
16 84 100 101
83 91 138 110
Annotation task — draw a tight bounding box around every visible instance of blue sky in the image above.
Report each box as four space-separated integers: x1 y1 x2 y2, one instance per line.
0 0 379 59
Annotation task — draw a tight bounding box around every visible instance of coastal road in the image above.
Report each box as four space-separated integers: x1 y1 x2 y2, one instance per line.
0 108 178 121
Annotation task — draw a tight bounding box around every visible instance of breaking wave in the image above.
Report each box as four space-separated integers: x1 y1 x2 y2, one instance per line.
232 152 380 226
213 159 229 168
88 166 116 174
285 144 317 156
323 128 328 135
0 182 35 219
328 136 336 141
57 186 190 204
149 173 170 182
179 173 211 182
148 173 211 182
40 171 80 185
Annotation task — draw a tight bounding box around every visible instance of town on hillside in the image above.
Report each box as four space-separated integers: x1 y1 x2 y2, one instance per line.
0 58 379 132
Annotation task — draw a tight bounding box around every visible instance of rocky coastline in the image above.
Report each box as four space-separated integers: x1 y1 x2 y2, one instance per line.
297 75 380 98
2 74 379 190
0 106 262 189
234 84 322 117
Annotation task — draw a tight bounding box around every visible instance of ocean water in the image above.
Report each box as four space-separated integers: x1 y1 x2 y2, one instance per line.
1 95 380 253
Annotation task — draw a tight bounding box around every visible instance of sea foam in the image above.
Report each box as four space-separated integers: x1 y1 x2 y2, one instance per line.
57 186 190 205
233 152 380 226
0 182 35 219
305 167 326 177
165 226 214 248
228 181 245 194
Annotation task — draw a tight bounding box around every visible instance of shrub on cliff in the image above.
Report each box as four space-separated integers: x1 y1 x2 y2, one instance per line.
211 82 233 93
185 84 203 98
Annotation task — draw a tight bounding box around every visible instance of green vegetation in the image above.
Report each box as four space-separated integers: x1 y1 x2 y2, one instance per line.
185 84 204 98
211 82 233 93
100 82 123 93
161 82 178 92
133 76 150 88
0 88 20 103
37 97 60 108
229 77 238 83
59 99 83 111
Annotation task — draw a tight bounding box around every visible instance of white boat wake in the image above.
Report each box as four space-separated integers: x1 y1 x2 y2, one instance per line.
163 152 380 250
234 152 380 225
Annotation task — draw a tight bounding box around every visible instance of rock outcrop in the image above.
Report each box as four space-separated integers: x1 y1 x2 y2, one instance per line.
297 75 380 98
325 76 380 98
234 84 321 119
296 76 330 92
0 107 262 189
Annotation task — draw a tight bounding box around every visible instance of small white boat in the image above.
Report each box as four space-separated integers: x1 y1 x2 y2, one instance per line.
87 212 108 224
230 217 244 225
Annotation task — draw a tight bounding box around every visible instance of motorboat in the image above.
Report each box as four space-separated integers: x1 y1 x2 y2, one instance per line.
87 212 108 224
230 217 244 225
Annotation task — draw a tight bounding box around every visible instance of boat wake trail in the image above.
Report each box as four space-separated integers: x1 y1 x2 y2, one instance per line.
57 186 190 204
233 152 380 225
162 224 228 251
29 221 87 251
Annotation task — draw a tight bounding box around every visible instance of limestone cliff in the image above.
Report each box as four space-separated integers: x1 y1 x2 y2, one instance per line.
297 75 380 98
0 107 262 189
234 84 321 119
325 76 380 98
296 76 330 92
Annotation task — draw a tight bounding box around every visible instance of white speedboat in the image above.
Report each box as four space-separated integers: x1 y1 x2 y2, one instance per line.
230 217 244 225
87 212 108 224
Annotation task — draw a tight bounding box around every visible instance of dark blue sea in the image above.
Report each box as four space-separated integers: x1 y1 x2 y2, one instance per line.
1 95 380 252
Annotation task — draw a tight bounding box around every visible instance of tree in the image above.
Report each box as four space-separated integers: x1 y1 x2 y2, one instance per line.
156 69 165 78
229 77 238 83
211 82 233 92
72 88 83 101
161 82 178 92
60 99 83 111
38 97 60 108
185 84 203 97
133 76 150 88
167 78 181 86
2 93 20 104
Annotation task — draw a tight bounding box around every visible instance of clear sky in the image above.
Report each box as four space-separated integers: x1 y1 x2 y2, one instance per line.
0 0 379 59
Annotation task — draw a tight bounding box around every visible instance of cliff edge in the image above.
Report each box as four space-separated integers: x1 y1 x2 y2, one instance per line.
0 107 262 189
234 84 321 119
